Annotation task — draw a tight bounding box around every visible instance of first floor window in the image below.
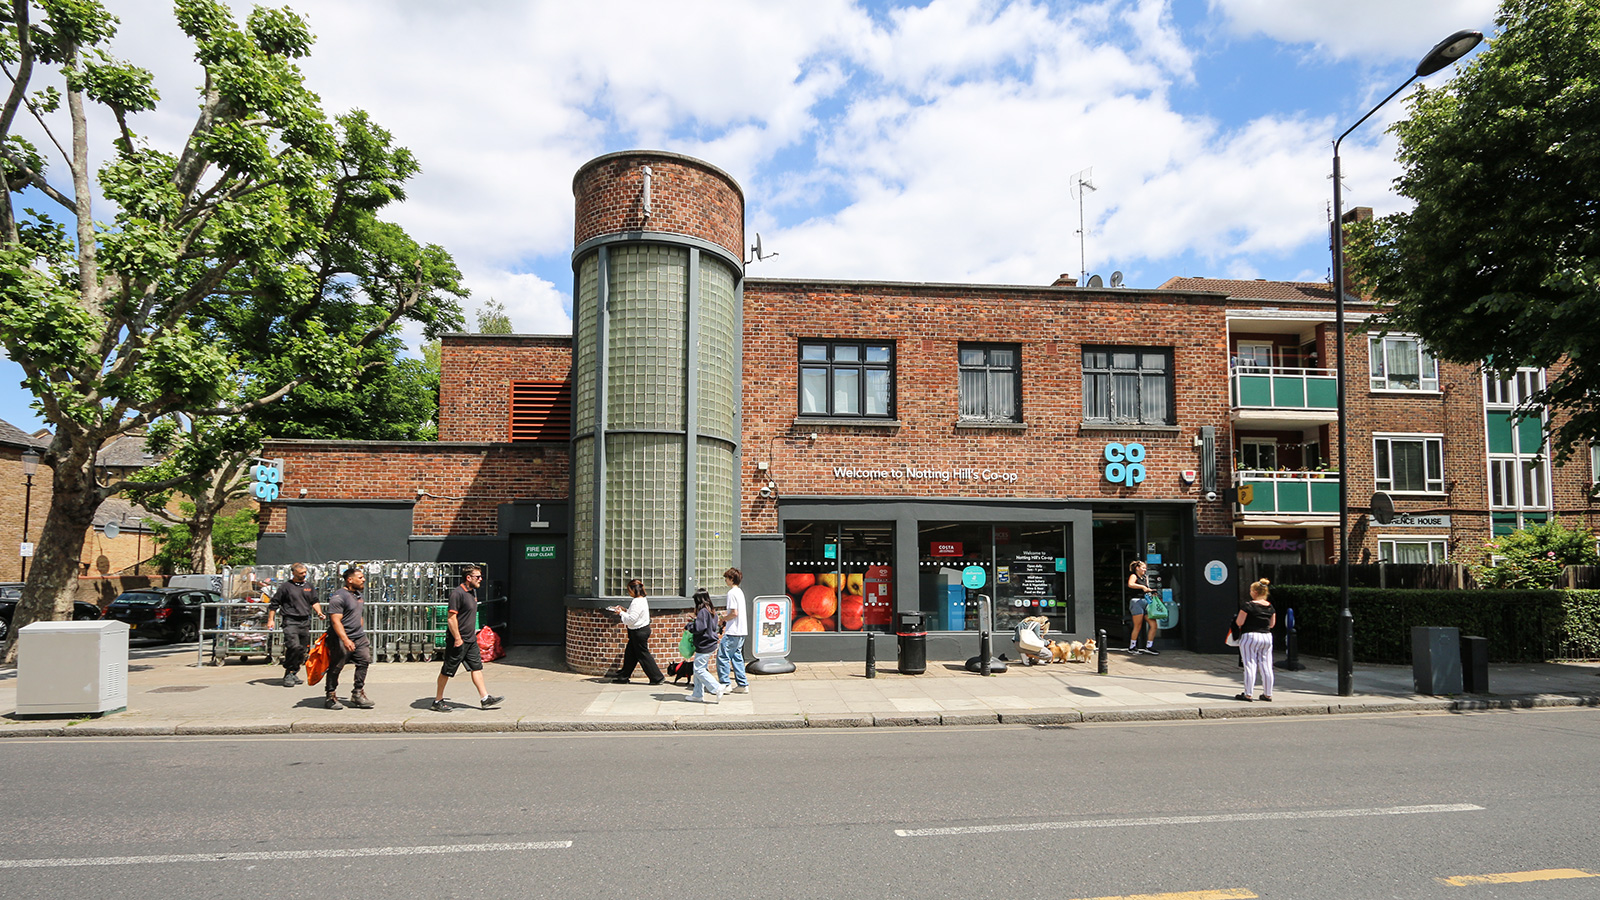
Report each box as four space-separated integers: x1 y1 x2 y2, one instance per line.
1369 334 1439 391
958 344 1021 422
1239 439 1277 470
799 341 894 418
1378 538 1448 563
1374 435 1444 494
1083 346 1173 425
1489 457 1548 509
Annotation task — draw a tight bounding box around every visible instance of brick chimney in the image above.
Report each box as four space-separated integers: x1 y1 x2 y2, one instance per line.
1051 273 1078 287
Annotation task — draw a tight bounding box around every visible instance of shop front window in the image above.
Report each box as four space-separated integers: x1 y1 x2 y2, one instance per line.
917 522 1071 633
783 522 894 634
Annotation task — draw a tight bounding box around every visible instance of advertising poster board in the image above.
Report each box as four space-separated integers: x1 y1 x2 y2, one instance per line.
752 594 792 660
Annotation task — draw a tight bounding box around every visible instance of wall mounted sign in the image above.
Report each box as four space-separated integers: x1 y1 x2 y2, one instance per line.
1261 539 1303 551
523 543 557 560
931 542 963 557
1366 514 1451 528
832 465 1019 483
1204 560 1229 585
1104 443 1146 487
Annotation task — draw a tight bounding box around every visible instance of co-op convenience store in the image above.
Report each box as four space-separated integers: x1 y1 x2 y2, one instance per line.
259 150 1254 673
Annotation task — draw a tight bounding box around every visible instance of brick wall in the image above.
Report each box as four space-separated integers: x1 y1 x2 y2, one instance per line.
0 449 50 583
739 280 1236 536
572 151 744 261
438 335 573 442
565 607 694 676
259 442 568 537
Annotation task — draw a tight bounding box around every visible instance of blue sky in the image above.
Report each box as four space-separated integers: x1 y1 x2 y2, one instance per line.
0 0 1500 434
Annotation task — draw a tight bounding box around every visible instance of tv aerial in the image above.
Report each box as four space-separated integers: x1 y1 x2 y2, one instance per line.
746 233 779 265
1070 168 1097 285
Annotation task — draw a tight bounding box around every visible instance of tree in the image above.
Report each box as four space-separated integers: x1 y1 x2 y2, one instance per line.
475 298 512 334
0 0 464 663
147 502 256 574
1471 518 1599 589
1347 0 1600 459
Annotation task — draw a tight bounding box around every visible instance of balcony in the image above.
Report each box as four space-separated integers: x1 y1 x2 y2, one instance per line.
1235 469 1340 522
1230 364 1338 428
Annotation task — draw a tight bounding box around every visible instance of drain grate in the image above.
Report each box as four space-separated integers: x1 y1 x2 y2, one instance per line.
148 685 208 693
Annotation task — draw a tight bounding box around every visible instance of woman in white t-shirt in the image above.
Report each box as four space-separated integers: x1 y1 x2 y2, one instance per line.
716 567 749 693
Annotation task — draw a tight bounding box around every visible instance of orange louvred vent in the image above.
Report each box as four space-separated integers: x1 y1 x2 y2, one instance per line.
509 381 571 442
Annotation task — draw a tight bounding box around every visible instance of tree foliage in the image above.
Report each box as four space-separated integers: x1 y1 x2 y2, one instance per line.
0 0 464 661
475 298 512 334
1471 518 1600 589
1347 0 1600 459
148 502 256 573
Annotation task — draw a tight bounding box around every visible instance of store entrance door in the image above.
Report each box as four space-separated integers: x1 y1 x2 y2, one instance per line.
1092 514 1138 639
509 535 567 645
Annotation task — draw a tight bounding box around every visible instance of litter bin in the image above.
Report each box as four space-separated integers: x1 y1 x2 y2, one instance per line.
897 611 926 675
1460 635 1489 693
1412 626 1462 695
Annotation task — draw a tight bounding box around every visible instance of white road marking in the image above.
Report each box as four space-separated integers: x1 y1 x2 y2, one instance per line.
0 840 572 869
896 803 1483 837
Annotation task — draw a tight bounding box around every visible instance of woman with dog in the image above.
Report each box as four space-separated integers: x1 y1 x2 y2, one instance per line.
687 588 727 703
1126 560 1160 654
1234 578 1277 701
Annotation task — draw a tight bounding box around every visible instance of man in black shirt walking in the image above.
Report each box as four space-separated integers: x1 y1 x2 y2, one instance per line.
324 566 375 710
431 566 503 711
265 563 322 687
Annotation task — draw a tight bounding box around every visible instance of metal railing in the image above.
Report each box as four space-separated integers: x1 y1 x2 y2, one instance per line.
1230 364 1338 410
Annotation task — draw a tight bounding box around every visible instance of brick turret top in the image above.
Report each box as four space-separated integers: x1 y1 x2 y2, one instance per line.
572 151 745 261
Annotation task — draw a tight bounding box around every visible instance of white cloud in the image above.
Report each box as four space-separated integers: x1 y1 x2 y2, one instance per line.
1211 0 1500 61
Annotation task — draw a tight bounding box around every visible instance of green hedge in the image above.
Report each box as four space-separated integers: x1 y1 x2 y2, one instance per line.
1271 586 1600 664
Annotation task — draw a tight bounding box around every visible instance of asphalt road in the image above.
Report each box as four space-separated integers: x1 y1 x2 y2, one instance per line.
1 709 1596 900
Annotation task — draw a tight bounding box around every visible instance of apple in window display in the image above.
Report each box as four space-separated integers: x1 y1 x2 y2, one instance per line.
817 572 839 588
793 616 826 633
801 584 838 618
840 596 865 631
845 573 864 594
786 573 815 594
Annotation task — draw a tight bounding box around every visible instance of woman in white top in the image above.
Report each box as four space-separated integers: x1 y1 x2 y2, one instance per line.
607 579 664 685
716 567 749 693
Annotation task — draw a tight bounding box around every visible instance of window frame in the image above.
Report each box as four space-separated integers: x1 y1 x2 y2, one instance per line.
1377 537 1449 564
1368 333 1439 392
1081 346 1175 426
798 340 895 419
1372 433 1445 495
957 343 1022 423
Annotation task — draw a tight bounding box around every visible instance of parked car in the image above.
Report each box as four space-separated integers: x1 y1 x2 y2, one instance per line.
0 583 104 642
101 588 219 643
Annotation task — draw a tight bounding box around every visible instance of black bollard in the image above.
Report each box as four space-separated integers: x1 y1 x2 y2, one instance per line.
866 631 876 679
980 630 991 676
1097 628 1109 675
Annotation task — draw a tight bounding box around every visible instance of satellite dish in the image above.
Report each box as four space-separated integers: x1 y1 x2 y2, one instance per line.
1110 271 1124 287
1370 491 1396 525
746 232 778 264
1087 274 1104 287
103 521 120 540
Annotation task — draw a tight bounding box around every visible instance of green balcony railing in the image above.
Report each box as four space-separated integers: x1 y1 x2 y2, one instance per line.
1236 470 1341 514
1231 365 1338 411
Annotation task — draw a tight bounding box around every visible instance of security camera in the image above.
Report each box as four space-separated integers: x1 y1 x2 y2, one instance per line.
758 485 774 499
1204 490 1218 502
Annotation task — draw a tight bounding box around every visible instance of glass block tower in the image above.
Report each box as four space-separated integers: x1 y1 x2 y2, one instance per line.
570 152 744 605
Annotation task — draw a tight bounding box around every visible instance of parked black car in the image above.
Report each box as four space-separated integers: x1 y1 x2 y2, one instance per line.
102 588 219 643
0 583 103 642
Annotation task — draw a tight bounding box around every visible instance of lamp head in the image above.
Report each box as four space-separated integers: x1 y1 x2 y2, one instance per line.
1416 30 1483 77
21 448 39 477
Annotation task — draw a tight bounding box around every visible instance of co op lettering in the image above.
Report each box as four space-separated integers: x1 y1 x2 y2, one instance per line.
1103 442 1146 487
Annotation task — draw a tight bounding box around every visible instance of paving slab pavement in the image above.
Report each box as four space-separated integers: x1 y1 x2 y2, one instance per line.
0 641 1596 737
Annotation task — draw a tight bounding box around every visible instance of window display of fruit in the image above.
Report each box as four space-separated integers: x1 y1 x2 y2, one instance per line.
793 616 826 632
800 584 837 618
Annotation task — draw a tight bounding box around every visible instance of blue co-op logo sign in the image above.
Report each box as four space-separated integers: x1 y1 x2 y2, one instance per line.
1104 442 1146 487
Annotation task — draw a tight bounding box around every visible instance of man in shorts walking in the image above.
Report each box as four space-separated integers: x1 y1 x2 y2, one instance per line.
431 566 504 711
265 563 323 687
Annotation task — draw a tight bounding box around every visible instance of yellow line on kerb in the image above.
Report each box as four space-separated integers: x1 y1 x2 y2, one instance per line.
1440 868 1597 886
1068 883 1254 890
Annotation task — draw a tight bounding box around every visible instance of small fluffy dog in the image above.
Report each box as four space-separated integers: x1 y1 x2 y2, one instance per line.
1077 638 1098 662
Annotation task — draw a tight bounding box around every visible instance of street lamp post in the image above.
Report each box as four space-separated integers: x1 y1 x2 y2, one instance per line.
1331 29 1482 696
19 448 39 581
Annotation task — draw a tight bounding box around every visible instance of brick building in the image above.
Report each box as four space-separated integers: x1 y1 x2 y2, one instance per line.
257 151 1599 673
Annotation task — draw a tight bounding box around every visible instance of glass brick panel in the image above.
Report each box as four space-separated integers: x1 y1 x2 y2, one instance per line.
695 437 736 593
572 435 595 593
573 255 599 438
696 258 738 442
607 245 687 431
604 433 685 596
